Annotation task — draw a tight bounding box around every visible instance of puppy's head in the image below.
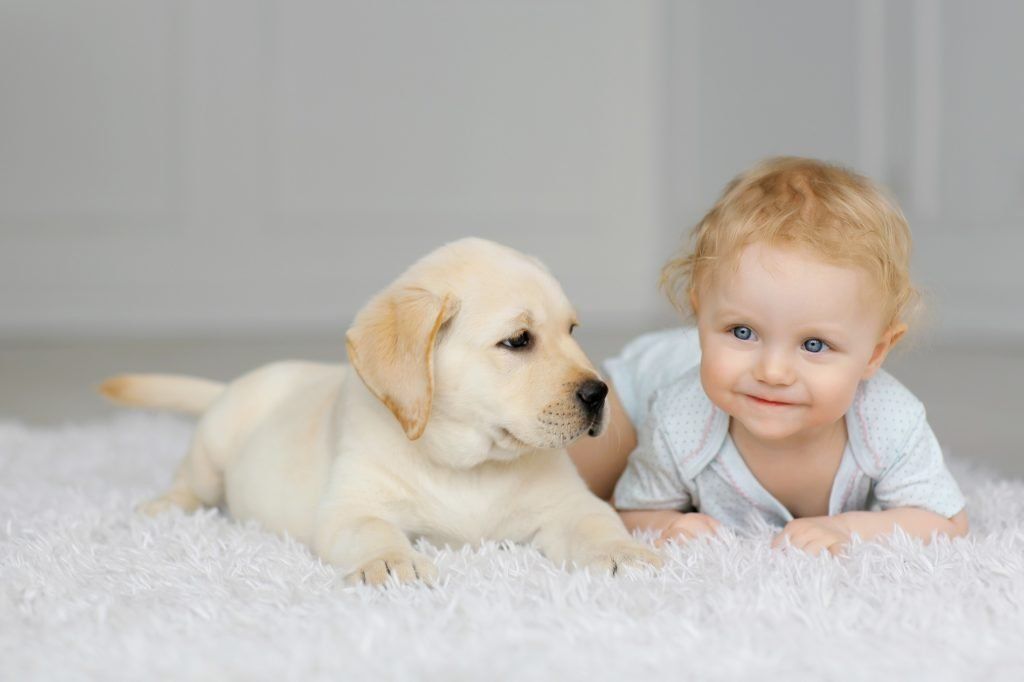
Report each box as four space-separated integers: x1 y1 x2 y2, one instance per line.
345 238 607 459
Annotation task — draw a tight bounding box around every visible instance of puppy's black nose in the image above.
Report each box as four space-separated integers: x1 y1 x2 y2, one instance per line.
576 379 608 413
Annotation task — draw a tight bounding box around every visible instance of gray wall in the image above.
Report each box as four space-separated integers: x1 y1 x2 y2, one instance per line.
2 0 1021 341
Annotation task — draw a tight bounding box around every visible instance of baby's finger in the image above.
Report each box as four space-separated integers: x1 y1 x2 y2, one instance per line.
656 527 690 547
677 521 706 539
696 517 721 535
676 525 700 541
827 540 847 557
809 531 845 556
772 527 805 549
788 531 819 552
801 538 831 556
689 513 717 528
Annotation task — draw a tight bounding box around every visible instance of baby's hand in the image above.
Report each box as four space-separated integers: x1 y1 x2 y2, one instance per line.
771 516 850 556
655 512 722 547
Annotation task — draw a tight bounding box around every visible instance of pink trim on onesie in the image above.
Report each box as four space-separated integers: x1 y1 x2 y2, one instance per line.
716 448 774 517
681 407 717 466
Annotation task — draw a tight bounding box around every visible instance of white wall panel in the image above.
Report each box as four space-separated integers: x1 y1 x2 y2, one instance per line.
909 1 1024 339
939 1 1024 221
0 0 1019 340
0 1 182 230
0 0 666 336
693 1 861 209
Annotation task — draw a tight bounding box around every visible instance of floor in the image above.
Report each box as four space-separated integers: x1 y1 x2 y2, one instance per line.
1 328 1021 476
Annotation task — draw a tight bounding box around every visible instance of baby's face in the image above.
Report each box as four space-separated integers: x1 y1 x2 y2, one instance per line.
694 242 895 444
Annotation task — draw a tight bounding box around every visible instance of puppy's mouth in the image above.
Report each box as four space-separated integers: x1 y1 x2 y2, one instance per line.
498 423 603 452
586 413 604 437
496 425 579 451
497 404 607 451
496 427 532 450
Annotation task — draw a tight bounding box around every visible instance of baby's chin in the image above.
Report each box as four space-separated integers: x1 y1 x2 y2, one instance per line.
719 397 808 439
732 415 806 442
733 407 850 447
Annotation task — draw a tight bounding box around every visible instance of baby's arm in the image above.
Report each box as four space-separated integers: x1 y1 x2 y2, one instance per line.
838 400 967 546
772 508 968 555
619 508 721 547
571 327 703 501
565 382 720 545
839 507 968 541
567 383 637 500
572 385 721 544
607 412 721 545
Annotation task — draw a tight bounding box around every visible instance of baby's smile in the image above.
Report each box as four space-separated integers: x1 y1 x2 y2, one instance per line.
744 393 799 408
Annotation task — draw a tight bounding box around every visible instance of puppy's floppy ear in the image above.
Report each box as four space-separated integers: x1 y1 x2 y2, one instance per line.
346 286 458 440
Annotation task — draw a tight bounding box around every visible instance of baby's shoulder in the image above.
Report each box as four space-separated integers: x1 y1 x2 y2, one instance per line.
645 365 728 480
847 369 928 477
602 326 702 427
852 368 924 414
610 327 701 380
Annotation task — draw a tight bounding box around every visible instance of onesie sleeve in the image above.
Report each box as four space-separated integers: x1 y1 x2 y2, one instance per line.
602 327 701 429
612 420 693 511
869 408 966 518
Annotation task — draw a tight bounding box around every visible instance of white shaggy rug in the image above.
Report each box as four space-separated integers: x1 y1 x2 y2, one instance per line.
2 413 1023 681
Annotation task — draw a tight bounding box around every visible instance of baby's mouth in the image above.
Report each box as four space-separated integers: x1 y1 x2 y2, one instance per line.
745 394 796 407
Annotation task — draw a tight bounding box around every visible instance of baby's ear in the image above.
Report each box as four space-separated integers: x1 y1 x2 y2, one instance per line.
887 322 908 348
862 322 908 379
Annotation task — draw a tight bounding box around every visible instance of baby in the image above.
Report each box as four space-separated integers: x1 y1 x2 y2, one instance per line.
569 157 968 555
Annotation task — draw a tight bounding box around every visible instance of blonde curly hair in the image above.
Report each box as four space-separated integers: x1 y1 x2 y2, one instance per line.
661 157 921 332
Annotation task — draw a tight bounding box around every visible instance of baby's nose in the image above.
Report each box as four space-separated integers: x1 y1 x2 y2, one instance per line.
756 350 795 385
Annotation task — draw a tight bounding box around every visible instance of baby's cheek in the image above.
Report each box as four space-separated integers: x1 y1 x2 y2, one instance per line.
699 355 737 410
809 374 861 422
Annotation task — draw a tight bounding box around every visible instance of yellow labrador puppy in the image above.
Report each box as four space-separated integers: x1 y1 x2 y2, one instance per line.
101 238 661 586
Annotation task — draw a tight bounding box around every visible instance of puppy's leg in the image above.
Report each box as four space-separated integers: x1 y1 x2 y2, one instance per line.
315 516 438 587
138 434 223 515
534 495 663 575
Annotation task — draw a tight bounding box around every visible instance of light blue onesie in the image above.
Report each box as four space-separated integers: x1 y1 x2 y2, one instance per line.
604 327 966 529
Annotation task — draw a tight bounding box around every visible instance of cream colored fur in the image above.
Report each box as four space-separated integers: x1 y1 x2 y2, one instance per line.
100 238 660 586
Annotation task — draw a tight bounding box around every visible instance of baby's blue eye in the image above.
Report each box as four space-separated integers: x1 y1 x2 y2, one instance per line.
731 326 753 341
803 338 829 353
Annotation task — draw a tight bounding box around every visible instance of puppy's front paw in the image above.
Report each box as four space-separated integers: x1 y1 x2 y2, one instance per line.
579 540 663 576
136 489 201 516
345 550 439 588
136 498 176 516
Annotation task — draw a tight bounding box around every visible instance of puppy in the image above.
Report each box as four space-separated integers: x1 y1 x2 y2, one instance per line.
101 238 661 585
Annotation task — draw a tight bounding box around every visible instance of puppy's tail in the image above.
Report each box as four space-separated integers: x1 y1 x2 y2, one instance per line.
98 374 226 415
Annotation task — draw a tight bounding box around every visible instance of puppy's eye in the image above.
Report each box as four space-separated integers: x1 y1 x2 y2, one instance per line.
500 330 531 350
